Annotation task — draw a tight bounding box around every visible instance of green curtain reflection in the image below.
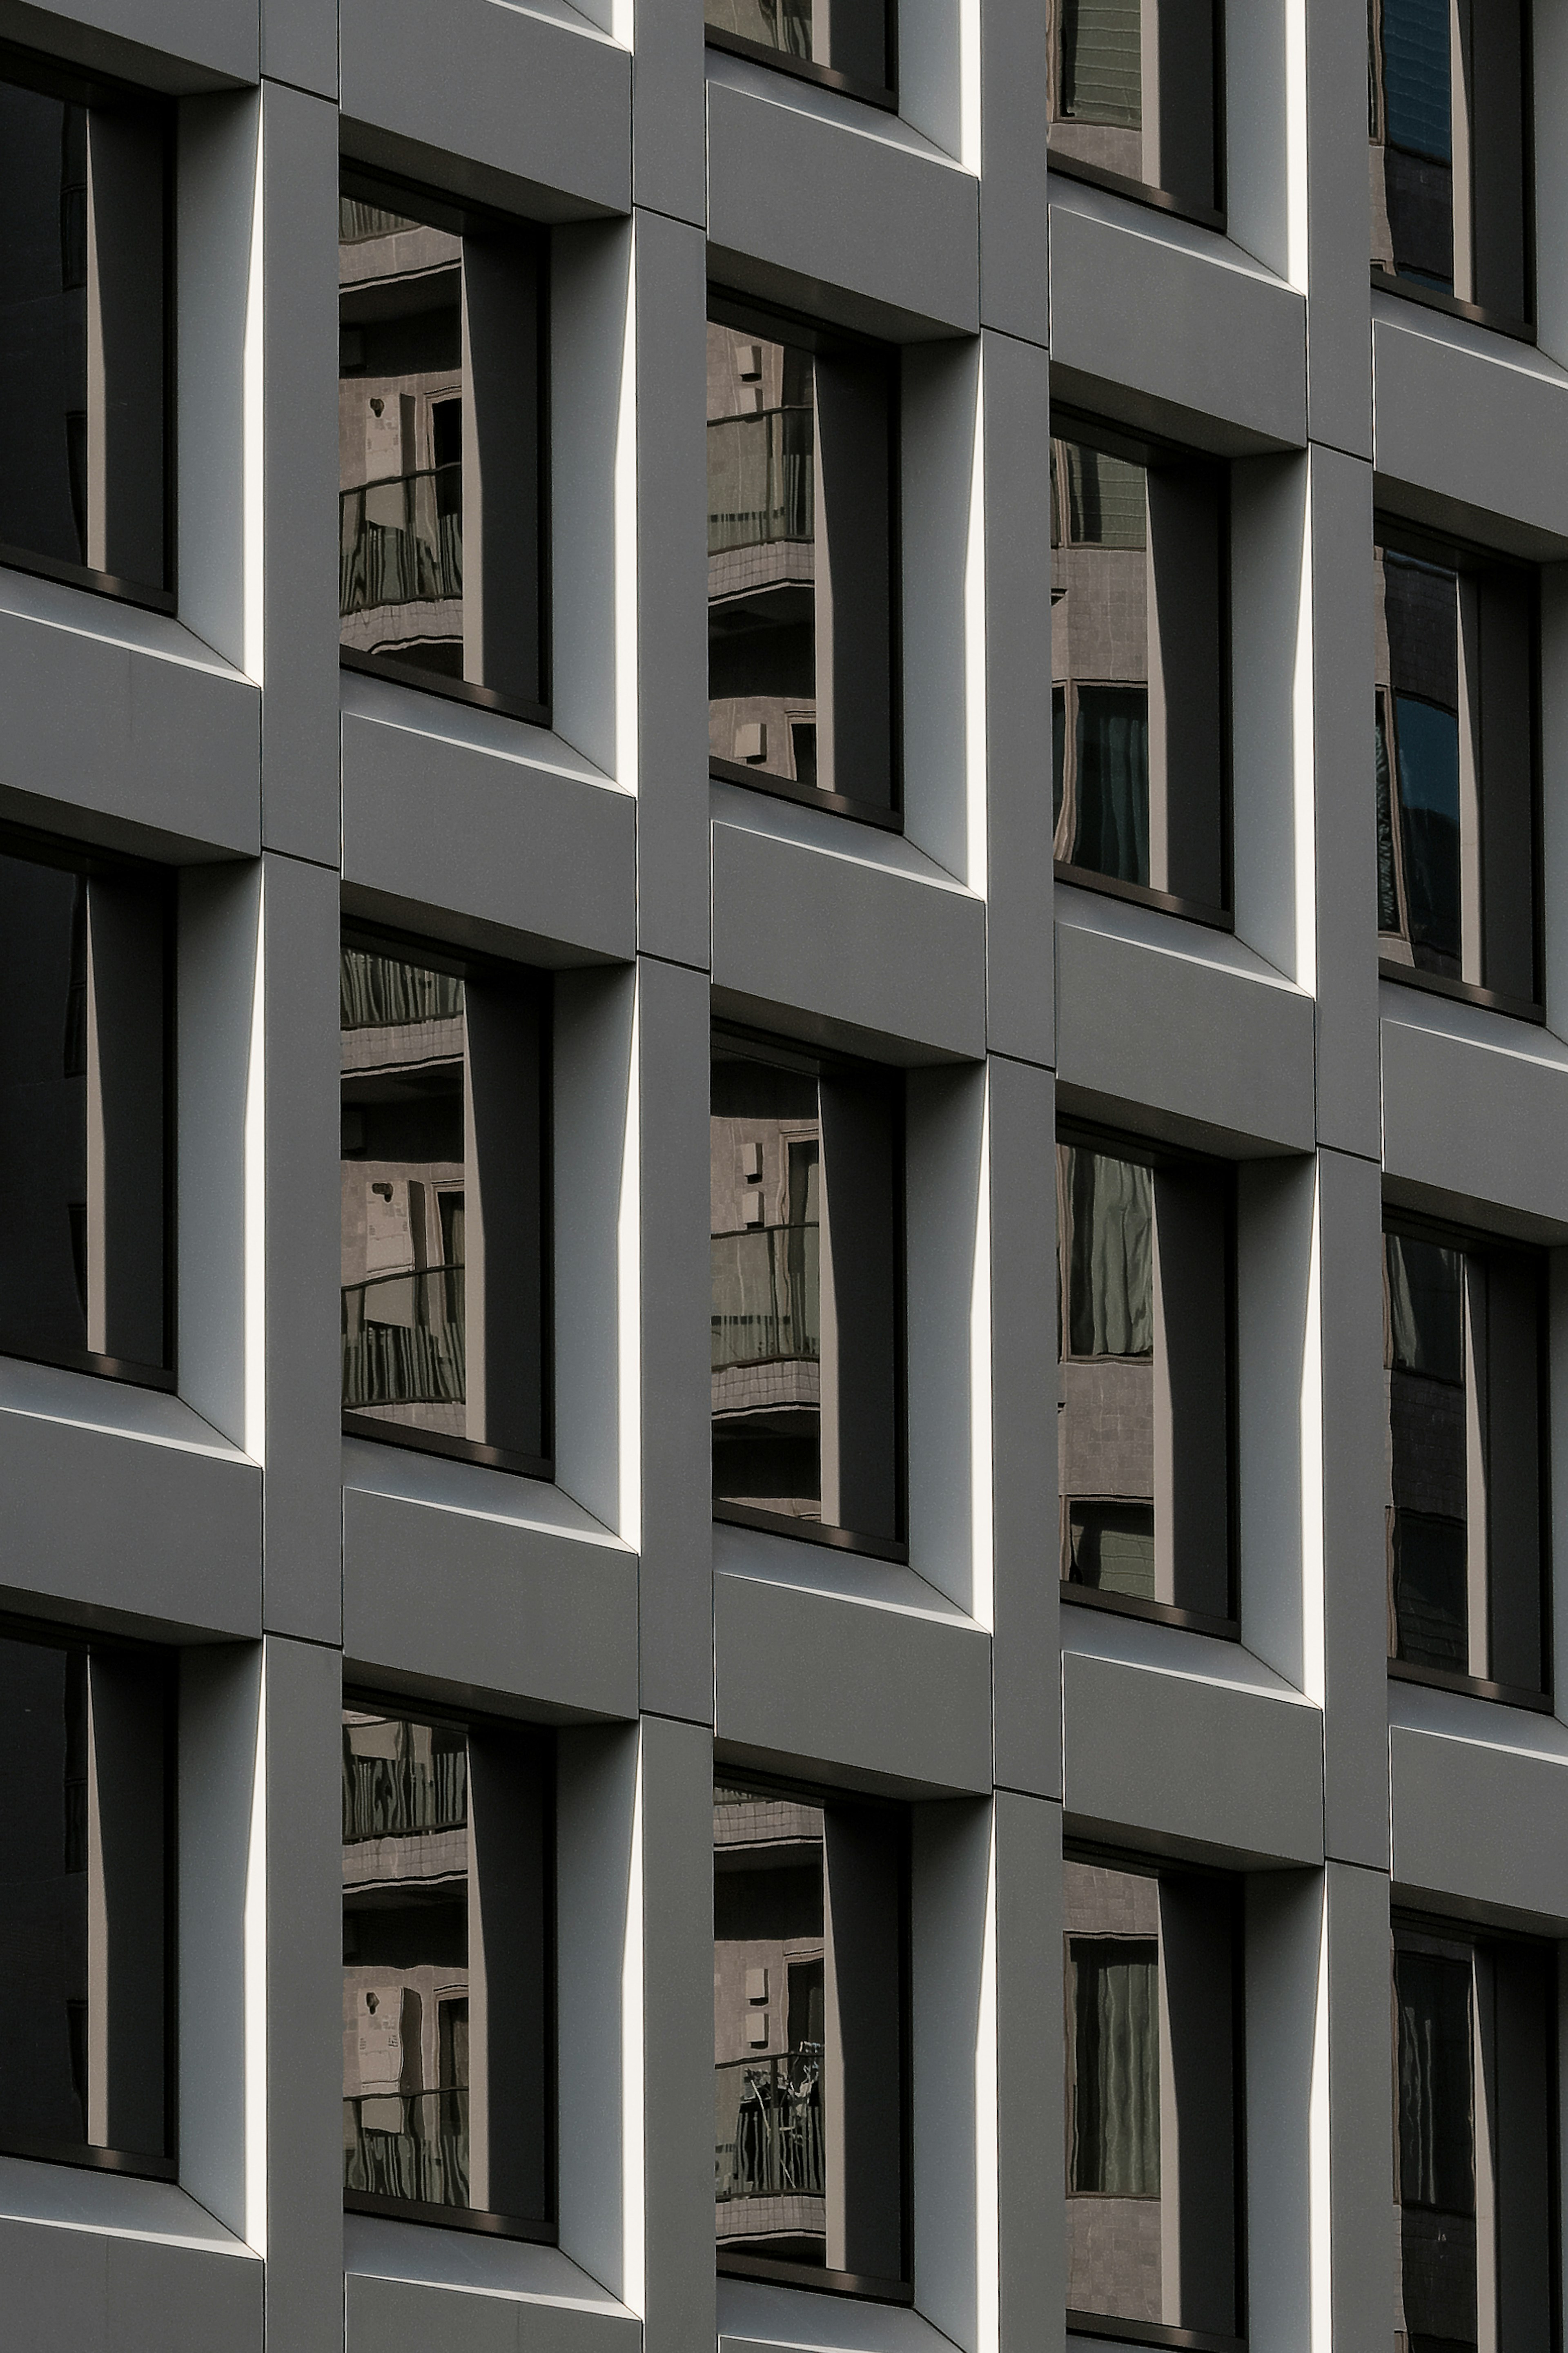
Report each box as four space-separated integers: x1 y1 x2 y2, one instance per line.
1064 1146 1154 1360
1069 1937 1160 2196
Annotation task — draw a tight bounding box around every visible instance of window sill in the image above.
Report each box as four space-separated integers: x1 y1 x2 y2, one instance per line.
1389 1657 1552 1715
1376 955 1543 1026
0 538 174 618
704 27 895 112
340 649 550 732
1370 266 1534 347
711 758 902 834
0 2148 252 2257
1055 861 1232 934
345 2191 552 2244
342 1412 551 1483
1061 1581 1237 1644
345 2208 635 2324
1067 2312 1242 2353
719 2250 912 2305
715 1499 907 1566
1047 153 1225 239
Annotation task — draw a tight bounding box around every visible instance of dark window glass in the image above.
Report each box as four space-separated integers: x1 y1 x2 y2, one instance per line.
1047 0 1221 219
1051 427 1227 918
0 837 170 1383
0 1625 172 2173
341 932 549 1476
343 1701 552 2236
339 178 546 720
1065 1853 1238 2340
1058 1135 1232 1627
703 0 890 103
1370 0 1529 326
1375 535 1537 1009
711 1030 902 1556
1394 1922 1556 2353
0 56 169 602
714 1774 908 2295
1383 1224 1546 1697
708 303 897 824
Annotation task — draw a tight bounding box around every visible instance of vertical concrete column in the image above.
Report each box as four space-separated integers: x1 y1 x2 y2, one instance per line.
637 1713 716 2353
995 1791 1062 2353
911 1798 998 2351
1303 0 1374 457
1325 1859 1397 2353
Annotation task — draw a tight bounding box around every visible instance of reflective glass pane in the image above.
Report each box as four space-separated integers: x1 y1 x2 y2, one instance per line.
1058 1145 1155 1595
704 0 887 90
1395 1942 1478 2349
1385 1233 1470 1673
1051 439 1152 889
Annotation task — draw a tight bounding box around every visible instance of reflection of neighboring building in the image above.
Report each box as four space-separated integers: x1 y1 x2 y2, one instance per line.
1374 546 1464 979
1064 1860 1163 2324
1051 435 1149 880
710 1087 821 1518
1056 1142 1155 1597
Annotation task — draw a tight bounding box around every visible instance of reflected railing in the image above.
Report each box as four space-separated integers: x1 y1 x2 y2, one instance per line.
341 465 463 616
344 2088 468 2207
342 1263 465 1409
707 409 814 555
711 1223 819 1372
343 1741 466 1844
715 2052 825 2200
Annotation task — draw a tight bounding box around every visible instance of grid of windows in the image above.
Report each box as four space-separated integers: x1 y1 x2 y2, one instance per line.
0 0 1566 2349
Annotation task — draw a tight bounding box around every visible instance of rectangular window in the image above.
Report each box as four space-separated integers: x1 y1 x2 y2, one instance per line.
1383 1220 1547 1703
1047 0 1222 223
1374 530 1538 1014
1065 1851 1240 2343
0 831 171 1386
1370 0 1530 332
339 173 547 723
342 1699 553 2237
1052 422 1228 922
711 1028 904 1559
1058 1131 1234 1631
714 1773 909 2299
708 298 898 828
341 930 549 1476
703 0 892 107
0 48 171 607
0 1621 173 2176
1394 1919 1555 2353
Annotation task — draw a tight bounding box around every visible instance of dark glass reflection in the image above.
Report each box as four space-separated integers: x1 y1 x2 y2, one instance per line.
0 846 169 1379
341 941 546 1470
0 1630 169 2165
708 314 894 816
1047 0 1219 215
1385 1232 1468 1673
704 0 889 93
0 69 167 593
714 1778 905 2289
711 1035 900 1547
1377 553 1461 974
1372 0 1453 289
1395 1940 1477 2350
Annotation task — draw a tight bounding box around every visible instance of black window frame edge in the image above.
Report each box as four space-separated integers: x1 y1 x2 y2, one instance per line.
1049 406 1234 932
710 1017 909 1563
1056 1114 1240 1640
1381 1202 1552 1711
0 1607 179 2182
341 1681 559 2245
0 36 178 617
1372 516 1544 1024
702 22 897 113
339 914 555 1484
0 815 177 1393
1062 1836 1247 2353
338 159 553 734
706 286 905 837
712 1758 914 2306
1045 0 1227 236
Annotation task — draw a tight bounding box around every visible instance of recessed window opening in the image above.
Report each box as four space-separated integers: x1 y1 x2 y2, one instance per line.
713 1771 910 2301
1052 420 1229 925
703 0 893 109
0 47 172 608
1047 0 1223 225
1057 1128 1234 1633
339 170 548 724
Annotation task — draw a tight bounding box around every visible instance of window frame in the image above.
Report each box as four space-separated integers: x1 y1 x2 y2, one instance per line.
1373 517 1543 1022
1062 1838 1247 2353
1050 407 1233 932
0 38 177 614
340 917 554 1482
710 1020 908 1564
712 1760 914 2306
338 159 552 731
341 1684 558 2244
707 288 904 834
1381 1202 1552 1713
702 0 898 114
1056 1117 1239 1641
1045 0 1228 236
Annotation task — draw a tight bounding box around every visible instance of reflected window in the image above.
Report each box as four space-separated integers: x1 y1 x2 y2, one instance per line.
1370 0 1529 328
340 174 547 720
708 302 897 825
0 834 171 1385
704 0 891 104
0 1623 172 2175
1051 425 1227 918
1065 1853 1238 2341
0 54 170 604
711 1029 903 1557
714 1774 908 2296
341 931 549 1476
1394 1920 1555 2353
1383 1222 1546 1700
1058 1133 1232 1628
1375 532 1538 1010
343 1701 552 2237
1047 0 1222 220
